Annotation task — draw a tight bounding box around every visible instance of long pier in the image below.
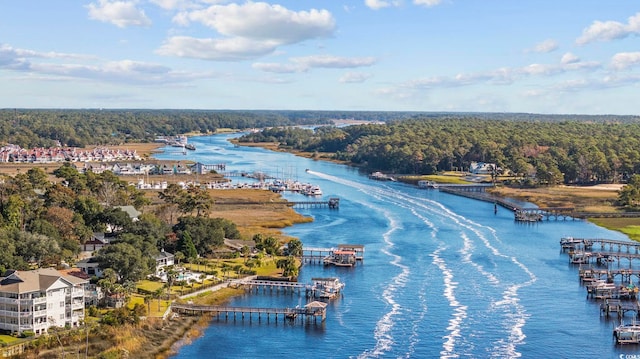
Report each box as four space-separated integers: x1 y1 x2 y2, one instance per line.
171 302 328 324
228 278 345 300
561 237 640 254
291 198 340 209
440 185 640 221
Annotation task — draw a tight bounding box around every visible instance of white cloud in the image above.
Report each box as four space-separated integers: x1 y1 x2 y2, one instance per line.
292 55 376 68
253 55 376 74
1 43 211 85
366 0 442 10
252 62 303 74
560 52 580 65
611 52 640 70
166 2 335 60
528 39 558 53
365 0 393 10
576 12 640 45
87 0 152 28
148 0 202 11
339 72 372 83
379 56 603 99
365 0 404 10
157 36 279 61
176 2 334 43
414 0 443 7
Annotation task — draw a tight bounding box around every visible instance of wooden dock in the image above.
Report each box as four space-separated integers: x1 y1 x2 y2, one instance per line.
561 237 640 254
229 277 345 300
560 237 640 342
302 244 364 265
171 301 328 324
441 185 640 221
291 198 339 209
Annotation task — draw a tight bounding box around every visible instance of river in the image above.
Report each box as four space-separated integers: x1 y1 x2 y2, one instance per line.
159 133 634 359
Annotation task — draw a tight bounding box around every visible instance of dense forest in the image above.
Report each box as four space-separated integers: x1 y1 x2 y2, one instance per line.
0 109 337 148
2 109 638 149
239 115 640 186
0 164 240 282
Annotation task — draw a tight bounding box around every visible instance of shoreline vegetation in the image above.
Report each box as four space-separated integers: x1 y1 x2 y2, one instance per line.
2 129 639 357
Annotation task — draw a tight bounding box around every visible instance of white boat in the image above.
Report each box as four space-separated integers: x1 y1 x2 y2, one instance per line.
614 321 640 344
303 186 323 196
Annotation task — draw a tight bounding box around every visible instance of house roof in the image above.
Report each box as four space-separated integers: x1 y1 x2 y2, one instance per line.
154 250 174 260
0 267 87 294
305 301 328 309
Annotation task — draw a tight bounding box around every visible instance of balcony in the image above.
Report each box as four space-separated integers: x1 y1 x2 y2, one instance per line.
33 296 47 304
0 297 18 305
0 309 19 317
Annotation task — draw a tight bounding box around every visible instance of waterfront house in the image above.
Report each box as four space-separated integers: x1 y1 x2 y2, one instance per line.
469 162 496 175
154 250 175 275
0 268 86 336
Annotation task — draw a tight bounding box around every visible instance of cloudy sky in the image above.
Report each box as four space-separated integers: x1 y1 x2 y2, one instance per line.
1 1 639 114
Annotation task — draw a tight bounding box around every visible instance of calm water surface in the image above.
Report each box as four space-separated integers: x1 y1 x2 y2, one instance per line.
162 134 636 359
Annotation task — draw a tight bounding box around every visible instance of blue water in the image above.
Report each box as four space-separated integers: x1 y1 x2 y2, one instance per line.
163 134 634 359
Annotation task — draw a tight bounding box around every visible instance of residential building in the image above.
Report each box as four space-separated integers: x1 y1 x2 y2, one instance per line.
0 268 86 335
469 161 496 175
154 250 175 275
82 232 111 252
76 257 103 278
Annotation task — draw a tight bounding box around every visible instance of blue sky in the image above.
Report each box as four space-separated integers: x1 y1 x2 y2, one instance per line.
1 1 639 114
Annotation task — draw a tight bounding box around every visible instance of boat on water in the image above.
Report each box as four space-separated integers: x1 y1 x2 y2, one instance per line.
303 185 323 196
368 171 396 181
418 180 439 189
614 321 640 344
185 144 196 150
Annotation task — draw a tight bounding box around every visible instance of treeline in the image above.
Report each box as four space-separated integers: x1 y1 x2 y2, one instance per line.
0 109 335 148
0 165 240 283
239 115 640 185
6 109 638 150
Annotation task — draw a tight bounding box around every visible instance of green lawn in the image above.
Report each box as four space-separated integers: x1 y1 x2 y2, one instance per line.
589 218 640 241
136 280 164 293
0 335 20 345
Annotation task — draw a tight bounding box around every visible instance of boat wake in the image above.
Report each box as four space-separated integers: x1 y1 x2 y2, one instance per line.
306 171 536 358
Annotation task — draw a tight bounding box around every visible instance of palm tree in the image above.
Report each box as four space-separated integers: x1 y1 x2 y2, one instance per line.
143 294 152 316
233 264 243 278
153 288 164 312
174 251 185 267
165 266 178 300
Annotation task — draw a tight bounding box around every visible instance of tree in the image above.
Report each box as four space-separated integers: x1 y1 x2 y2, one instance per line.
100 207 133 233
276 256 299 278
286 239 303 257
158 184 186 221
96 242 150 282
174 251 185 266
178 231 198 261
619 174 640 207
26 167 49 190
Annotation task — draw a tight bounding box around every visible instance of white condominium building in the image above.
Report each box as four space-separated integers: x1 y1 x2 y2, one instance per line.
0 268 87 335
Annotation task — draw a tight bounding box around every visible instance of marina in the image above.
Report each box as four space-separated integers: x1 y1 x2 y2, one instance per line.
560 237 640 344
